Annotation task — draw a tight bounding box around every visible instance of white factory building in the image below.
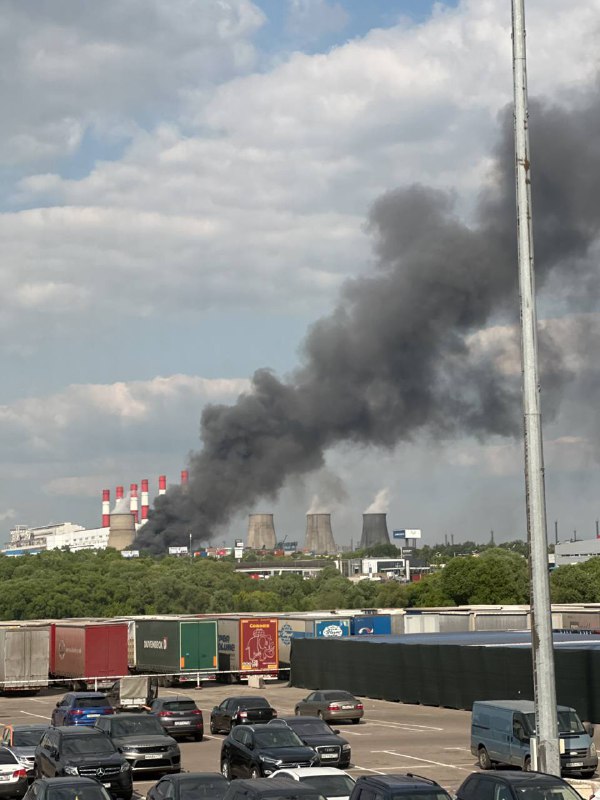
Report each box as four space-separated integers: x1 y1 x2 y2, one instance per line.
3 522 110 555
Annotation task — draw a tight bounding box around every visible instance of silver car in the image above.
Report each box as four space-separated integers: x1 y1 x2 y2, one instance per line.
1 725 47 778
294 691 364 724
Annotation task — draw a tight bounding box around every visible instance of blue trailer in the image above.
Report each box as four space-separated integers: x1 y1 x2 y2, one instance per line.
351 614 392 636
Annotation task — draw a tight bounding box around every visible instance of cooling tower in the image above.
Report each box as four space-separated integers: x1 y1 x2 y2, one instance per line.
305 513 337 554
108 513 135 551
247 513 277 550
359 513 390 548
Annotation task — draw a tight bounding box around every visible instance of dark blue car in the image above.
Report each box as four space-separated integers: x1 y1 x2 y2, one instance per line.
51 693 115 727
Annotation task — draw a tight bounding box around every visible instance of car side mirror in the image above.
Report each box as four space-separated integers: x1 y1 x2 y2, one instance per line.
55 702 60 707
333 730 340 735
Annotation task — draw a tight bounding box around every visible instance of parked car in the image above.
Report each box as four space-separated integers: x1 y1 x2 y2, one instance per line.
222 777 326 800
33 727 132 800
0 748 28 799
51 694 114 728
294 692 363 725
146 773 229 800
349 775 452 800
146 696 203 741
1 725 47 778
270 768 355 800
210 698 277 734
220 724 319 779
22 777 112 800
94 714 180 775
455 770 585 800
268 718 351 769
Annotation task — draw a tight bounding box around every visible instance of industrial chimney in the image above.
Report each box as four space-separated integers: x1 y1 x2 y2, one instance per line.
181 470 189 486
108 513 135 551
141 479 149 521
102 490 110 528
305 513 337 554
130 483 139 523
158 475 167 495
360 513 390 548
247 514 277 550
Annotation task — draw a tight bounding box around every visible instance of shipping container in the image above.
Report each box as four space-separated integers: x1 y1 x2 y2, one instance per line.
470 611 530 631
216 617 279 681
404 613 440 634
277 616 351 665
51 623 129 689
0 627 50 692
132 618 218 684
350 614 392 636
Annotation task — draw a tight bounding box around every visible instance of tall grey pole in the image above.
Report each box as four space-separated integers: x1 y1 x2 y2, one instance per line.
511 0 560 776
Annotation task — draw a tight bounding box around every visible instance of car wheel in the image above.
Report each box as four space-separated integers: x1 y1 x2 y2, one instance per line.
351 718 360 725
210 720 218 734
193 732 203 742
294 707 300 716
221 760 231 780
523 757 532 772
250 767 260 779
478 747 492 770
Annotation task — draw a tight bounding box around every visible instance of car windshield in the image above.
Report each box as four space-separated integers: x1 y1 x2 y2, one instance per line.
524 712 585 736
162 701 197 712
289 721 332 735
111 718 164 737
0 750 18 765
322 693 355 702
62 736 116 756
254 729 304 748
13 729 46 746
298 776 356 796
179 778 229 800
514 785 584 800
74 698 110 709
47 785 113 800
390 793 450 800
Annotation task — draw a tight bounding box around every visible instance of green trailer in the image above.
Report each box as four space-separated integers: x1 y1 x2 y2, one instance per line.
132 619 218 685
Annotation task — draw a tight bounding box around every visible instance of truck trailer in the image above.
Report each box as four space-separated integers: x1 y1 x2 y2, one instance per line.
216 617 279 682
132 618 218 686
0 626 50 693
50 622 129 690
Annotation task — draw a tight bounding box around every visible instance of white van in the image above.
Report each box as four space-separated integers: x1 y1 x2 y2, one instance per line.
471 700 597 777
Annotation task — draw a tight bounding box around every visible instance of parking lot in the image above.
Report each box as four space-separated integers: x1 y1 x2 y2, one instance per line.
0 682 596 797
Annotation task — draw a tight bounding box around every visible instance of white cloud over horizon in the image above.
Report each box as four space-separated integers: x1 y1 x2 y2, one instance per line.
1 0 599 544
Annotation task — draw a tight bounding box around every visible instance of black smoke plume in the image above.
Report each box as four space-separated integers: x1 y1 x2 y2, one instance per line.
135 92 600 553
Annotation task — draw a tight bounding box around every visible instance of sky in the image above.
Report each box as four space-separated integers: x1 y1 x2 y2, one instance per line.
1 0 600 549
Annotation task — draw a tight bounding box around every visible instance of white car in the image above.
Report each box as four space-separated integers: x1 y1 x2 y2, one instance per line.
269 767 356 800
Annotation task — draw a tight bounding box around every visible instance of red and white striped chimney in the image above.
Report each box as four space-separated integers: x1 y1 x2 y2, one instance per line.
141 479 149 521
130 483 139 523
116 485 124 503
102 490 110 528
181 470 189 486
158 475 167 495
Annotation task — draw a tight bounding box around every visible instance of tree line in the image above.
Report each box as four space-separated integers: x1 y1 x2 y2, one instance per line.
0 546 596 620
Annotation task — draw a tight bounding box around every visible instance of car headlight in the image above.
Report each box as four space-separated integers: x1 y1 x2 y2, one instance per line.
120 762 131 772
64 766 79 776
590 743 597 757
342 744 351 751
259 756 282 766
169 744 180 751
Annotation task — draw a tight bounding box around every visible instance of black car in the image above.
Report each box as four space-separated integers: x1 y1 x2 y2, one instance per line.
220 724 319 780
146 696 203 741
222 777 327 800
349 775 452 800
146 773 229 800
210 698 277 735
455 770 585 800
33 727 132 800
0 748 28 799
268 718 351 769
23 777 113 800
94 714 180 775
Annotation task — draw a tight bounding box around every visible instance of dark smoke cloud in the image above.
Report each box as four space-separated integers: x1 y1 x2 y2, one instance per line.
135 92 600 552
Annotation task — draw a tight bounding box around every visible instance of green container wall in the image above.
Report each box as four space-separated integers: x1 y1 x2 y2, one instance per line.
134 619 218 673
180 621 218 671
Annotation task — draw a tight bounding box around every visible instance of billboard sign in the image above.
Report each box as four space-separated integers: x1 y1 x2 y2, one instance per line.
121 550 140 558
315 619 350 638
393 529 422 539
168 546 189 555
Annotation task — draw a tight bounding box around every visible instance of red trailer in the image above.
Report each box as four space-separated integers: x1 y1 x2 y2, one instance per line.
50 623 129 690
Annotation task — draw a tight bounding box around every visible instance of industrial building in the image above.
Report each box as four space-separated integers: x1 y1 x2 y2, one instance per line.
555 536 600 565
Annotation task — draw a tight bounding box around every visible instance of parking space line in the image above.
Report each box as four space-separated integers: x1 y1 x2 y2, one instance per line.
368 719 443 731
372 750 471 771
344 731 371 736
20 711 50 720
352 766 387 774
